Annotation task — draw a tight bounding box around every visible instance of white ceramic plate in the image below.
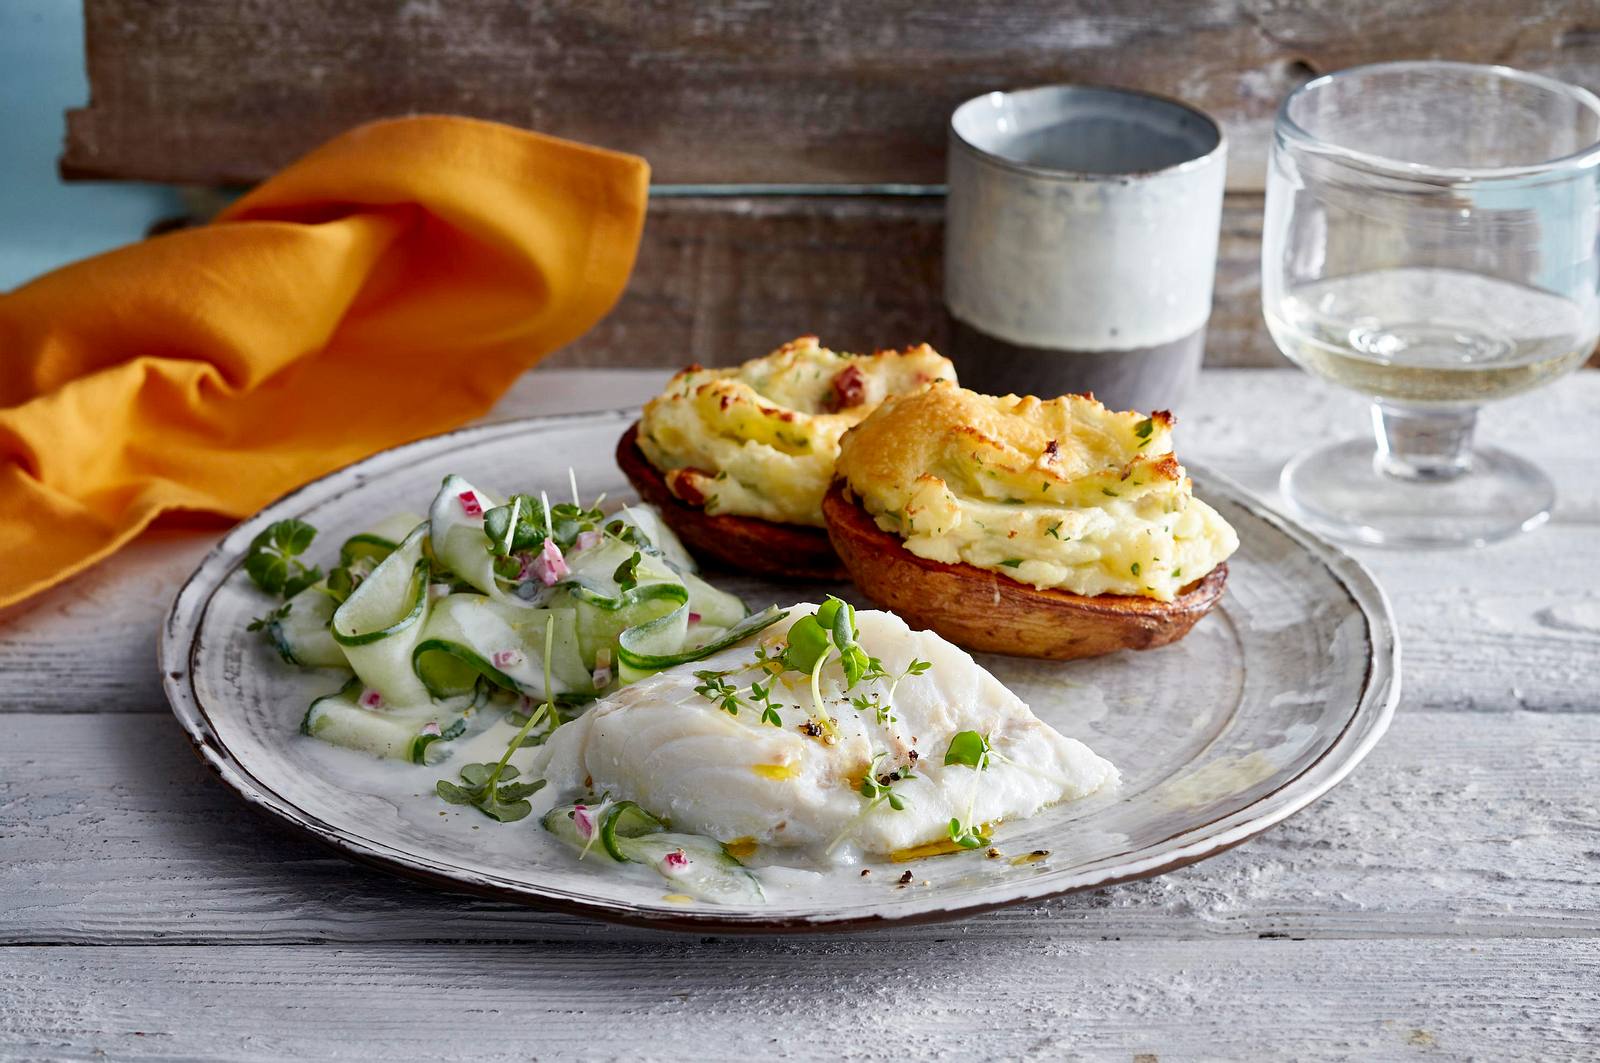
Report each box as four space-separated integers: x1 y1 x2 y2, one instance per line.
161 410 1399 932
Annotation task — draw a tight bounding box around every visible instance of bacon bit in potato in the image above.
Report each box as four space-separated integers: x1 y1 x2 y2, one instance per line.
665 468 712 507
826 363 869 411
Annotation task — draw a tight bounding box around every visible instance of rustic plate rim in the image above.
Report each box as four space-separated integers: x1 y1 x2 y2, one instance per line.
159 409 1400 934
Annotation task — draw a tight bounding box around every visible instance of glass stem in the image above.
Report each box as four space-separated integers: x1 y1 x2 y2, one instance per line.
1370 401 1478 482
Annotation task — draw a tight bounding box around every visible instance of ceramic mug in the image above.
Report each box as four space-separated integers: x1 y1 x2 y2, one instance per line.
945 85 1227 413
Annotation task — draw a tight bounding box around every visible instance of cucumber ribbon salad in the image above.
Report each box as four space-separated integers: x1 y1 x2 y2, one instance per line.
243 473 785 903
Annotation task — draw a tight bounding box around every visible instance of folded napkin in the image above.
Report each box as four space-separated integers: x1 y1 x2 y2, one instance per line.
0 115 649 608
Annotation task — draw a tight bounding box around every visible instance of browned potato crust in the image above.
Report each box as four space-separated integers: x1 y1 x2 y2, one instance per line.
822 480 1226 659
616 423 848 582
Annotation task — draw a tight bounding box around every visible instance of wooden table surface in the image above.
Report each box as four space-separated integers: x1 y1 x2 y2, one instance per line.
3 368 1597 1061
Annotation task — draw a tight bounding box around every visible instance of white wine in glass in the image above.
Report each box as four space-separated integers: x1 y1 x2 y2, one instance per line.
1262 62 1600 546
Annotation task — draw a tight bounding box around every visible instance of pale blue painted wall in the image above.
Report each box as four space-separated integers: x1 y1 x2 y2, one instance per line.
0 0 182 290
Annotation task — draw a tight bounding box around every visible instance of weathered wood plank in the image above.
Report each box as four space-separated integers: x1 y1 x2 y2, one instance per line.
131 194 1600 372
64 0 1600 189
553 193 1283 370
2 370 1596 714
136 193 1290 370
2 938 1595 1060
1 709 1595 945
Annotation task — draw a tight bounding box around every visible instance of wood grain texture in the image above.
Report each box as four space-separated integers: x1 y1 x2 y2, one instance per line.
64 0 1600 189
550 193 1286 370
2 708 1596 946
3 370 1594 715
2 368 1599 1056
4 938 1598 1060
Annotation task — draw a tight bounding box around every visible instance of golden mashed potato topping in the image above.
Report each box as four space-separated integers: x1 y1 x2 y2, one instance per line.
637 336 956 526
834 383 1238 600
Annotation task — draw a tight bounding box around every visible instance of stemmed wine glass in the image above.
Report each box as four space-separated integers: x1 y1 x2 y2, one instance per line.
1262 61 1600 547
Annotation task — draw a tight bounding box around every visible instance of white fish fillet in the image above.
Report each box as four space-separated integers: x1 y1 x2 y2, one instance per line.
537 605 1117 857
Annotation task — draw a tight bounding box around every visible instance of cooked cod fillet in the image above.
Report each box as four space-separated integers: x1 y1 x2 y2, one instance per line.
536 605 1116 857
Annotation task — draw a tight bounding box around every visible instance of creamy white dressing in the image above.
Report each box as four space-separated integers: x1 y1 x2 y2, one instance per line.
531 605 1118 866
294 604 1119 904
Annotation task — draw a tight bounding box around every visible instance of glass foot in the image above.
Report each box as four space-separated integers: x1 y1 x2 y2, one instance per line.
1280 438 1553 548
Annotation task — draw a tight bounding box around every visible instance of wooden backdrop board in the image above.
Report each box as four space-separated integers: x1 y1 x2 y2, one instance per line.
57 1 1600 369
63 0 1600 189
552 193 1276 368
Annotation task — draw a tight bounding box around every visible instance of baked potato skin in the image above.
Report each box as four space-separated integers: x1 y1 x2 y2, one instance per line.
617 423 848 582
822 480 1226 659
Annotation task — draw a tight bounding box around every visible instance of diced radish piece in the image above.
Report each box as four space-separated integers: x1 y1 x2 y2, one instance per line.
492 649 524 669
419 721 442 737
358 689 383 709
662 849 690 873
688 612 701 624
573 804 594 839
457 491 482 517
531 538 568 586
575 530 602 552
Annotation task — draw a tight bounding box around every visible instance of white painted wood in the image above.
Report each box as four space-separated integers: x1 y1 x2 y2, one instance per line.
3 939 1596 1061
0 370 669 715
3 370 1596 715
0 709 1595 945
1 368 1597 1058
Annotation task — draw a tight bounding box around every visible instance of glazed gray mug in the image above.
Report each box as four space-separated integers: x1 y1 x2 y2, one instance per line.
945 85 1227 412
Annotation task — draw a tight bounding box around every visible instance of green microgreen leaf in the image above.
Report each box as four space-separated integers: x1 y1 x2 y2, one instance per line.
781 614 832 674
844 751 917 837
244 519 321 598
749 680 784 728
276 519 317 555
944 731 995 850
830 600 855 654
482 797 534 823
244 552 288 594
693 669 742 716
944 730 992 770
999 558 1023 569
436 616 557 822
496 779 547 802
435 780 475 805
484 494 605 558
281 566 324 599
613 551 642 593
948 818 989 849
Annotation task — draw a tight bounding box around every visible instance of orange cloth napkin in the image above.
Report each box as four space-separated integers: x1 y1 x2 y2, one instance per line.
0 115 649 609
